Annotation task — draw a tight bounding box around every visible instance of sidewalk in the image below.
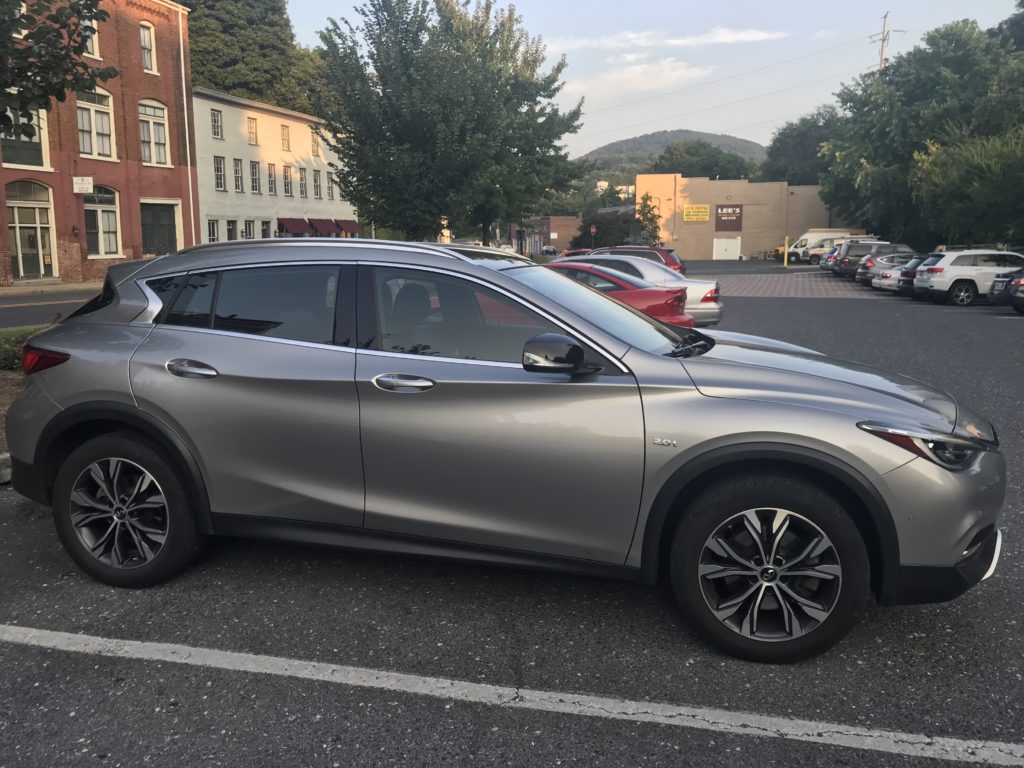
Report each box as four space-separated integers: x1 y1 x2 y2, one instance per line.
0 280 104 299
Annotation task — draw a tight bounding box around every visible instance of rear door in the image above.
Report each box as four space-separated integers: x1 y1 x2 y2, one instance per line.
356 264 645 564
130 263 364 527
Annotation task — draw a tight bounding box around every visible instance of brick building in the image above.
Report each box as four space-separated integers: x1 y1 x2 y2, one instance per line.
1 0 199 286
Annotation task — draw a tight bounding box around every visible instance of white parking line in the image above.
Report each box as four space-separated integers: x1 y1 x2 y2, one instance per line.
1 623 1022 765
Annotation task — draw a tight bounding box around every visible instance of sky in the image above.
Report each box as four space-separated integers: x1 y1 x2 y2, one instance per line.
286 0 1017 157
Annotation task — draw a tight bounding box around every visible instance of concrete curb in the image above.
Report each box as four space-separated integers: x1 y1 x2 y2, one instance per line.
0 453 10 485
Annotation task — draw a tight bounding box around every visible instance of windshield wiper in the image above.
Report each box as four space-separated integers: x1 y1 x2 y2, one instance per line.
665 332 713 358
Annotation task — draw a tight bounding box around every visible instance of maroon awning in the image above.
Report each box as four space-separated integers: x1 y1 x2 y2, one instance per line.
335 219 361 235
309 218 342 234
277 217 313 234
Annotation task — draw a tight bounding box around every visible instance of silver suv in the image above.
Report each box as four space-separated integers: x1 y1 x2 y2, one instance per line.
6 240 1005 663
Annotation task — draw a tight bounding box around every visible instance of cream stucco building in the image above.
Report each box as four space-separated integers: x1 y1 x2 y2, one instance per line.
635 174 841 260
193 87 358 242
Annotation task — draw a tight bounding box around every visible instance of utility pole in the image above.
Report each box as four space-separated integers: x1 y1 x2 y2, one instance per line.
871 12 904 70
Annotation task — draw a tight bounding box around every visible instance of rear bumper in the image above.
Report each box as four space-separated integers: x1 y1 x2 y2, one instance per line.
11 457 48 505
881 528 1002 605
989 290 1012 306
685 303 723 327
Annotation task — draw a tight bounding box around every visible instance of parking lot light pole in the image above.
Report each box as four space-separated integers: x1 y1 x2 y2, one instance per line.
784 236 789 268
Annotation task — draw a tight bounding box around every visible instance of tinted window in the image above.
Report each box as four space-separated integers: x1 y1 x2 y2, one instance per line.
214 265 340 344
847 244 872 256
66 275 116 320
919 256 941 268
974 253 1002 267
374 267 560 363
953 254 978 266
165 272 217 328
1002 253 1024 267
597 259 642 278
578 271 622 292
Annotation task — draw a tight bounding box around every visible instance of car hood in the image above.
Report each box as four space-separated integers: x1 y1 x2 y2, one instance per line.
683 331 959 433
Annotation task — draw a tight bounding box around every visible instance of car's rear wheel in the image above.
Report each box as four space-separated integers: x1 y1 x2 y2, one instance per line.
949 281 977 306
52 433 203 587
1013 305 1024 315
670 474 869 663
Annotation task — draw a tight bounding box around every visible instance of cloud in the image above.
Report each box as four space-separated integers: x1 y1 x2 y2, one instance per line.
562 58 713 102
549 26 787 52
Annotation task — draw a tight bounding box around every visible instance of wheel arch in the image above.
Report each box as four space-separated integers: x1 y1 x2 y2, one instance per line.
33 402 213 534
638 443 900 600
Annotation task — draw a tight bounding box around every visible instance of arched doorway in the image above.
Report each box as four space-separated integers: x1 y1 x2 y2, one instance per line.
6 180 57 279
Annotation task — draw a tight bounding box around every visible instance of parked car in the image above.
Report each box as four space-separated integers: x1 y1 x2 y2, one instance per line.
819 246 839 271
557 248 591 259
544 262 695 329
871 267 904 292
833 242 913 278
914 249 1024 306
6 239 1004 663
910 255 943 299
988 267 1024 314
554 254 722 326
896 256 929 297
442 243 532 264
588 245 687 274
855 252 917 286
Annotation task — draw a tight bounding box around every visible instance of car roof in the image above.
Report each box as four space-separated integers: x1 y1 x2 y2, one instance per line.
547 261 651 287
936 249 1022 256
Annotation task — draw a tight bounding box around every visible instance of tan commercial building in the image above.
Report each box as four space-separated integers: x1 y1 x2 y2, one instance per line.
635 174 841 260
511 215 583 254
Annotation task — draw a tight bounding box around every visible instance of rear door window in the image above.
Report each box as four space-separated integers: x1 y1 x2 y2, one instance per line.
164 272 217 328
952 254 977 266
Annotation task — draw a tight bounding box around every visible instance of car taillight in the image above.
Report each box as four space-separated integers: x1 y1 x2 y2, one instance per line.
701 287 719 303
22 345 70 375
665 291 684 307
668 264 682 272
864 259 875 268
905 269 917 278
880 272 891 279
926 267 944 274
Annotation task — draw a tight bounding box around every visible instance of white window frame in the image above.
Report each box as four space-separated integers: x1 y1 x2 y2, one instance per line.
267 163 277 195
140 22 158 74
76 88 117 161
298 167 307 198
281 124 290 151
208 219 219 243
82 17 100 59
5 179 60 279
213 155 226 191
138 100 170 166
261 220 271 239
327 177 334 200
210 109 223 139
247 117 258 145
249 160 261 194
13 3 27 39
243 220 255 239
311 128 320 157
2 107 53 171
313 169 322 199
83 185 123 259
283 165 293 196
233 158 244 192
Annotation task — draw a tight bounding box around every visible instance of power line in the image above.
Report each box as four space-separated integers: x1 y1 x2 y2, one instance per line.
578 66 872 143
583 34 875 117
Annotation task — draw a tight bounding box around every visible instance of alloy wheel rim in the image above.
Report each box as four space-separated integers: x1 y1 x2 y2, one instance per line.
698 508 842 642
69 458 169 569
952 286 974 304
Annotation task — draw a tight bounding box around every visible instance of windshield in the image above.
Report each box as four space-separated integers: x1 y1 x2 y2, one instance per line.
506 265 684 356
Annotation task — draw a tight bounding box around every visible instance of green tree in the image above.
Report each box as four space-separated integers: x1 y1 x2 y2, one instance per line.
993 0 1024 49
187 0 322 113
635 193 662 245
317 0 581 243
758 107 838 185
2 0 116 138
598 185 622 206
648 139 752 179
568 210 632 249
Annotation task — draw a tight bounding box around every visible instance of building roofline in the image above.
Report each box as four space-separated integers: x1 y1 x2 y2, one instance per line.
145 0 191 14
192 87 324 125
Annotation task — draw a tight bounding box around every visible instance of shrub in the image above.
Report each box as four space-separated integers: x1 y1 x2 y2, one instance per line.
0 326 46 372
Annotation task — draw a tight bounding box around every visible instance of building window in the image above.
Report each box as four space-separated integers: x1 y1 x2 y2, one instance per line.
1 108 47 167
5 180 56 279
298 167 307 198
247 117 258 145
214 156 226 190
226 220 237 241
281 124 290 151
261 220 271 238
313 170 322 199
283 165 293 196
249 161 261 194
210 109 223 139
233 158 243 192
13 2 27 39
76 89 115 159
243 220 255 239
83 185 120 258
327 179 334 201
140 23 157 73
311 128 319 157
138 101 169 165
208 220 219 243
82 18 99 58
267 163 277 195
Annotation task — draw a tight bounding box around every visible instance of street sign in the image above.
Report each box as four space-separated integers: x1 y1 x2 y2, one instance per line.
590 224 597 236
72 176 94 194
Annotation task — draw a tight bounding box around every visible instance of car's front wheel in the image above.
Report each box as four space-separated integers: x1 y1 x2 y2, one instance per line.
670 474 869 663
52 433 203 588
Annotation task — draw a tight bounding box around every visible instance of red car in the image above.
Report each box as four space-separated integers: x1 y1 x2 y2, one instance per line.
588 245 686 274
556 248 592 259
545 262 695 329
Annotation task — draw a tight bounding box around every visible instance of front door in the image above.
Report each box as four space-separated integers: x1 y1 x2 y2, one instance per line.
356 265 646 564
141 203 177 255
130 263 364 527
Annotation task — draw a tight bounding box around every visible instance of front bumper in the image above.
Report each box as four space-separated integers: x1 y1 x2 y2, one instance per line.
882 527 1002 605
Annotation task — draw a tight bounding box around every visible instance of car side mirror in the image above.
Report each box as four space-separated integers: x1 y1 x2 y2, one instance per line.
522 333 587 375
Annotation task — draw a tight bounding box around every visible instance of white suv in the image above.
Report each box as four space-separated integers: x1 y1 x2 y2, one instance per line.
914 250 1024 306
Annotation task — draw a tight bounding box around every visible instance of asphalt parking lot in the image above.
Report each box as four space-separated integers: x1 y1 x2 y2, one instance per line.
0 275 1021 767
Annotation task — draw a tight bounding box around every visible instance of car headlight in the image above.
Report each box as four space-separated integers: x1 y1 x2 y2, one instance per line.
857 422 992 471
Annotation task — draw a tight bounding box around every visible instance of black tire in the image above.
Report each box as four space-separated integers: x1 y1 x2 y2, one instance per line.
948 281 977 306
1014 305 1024 315
52 432 204 588
670 473 869 663
930 292 947 304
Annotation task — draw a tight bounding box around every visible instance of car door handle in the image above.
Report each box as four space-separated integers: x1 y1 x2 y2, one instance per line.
166 359 219 379
372 373 435 393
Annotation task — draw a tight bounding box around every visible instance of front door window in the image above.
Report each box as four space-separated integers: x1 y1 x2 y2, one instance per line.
5 180 55 279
